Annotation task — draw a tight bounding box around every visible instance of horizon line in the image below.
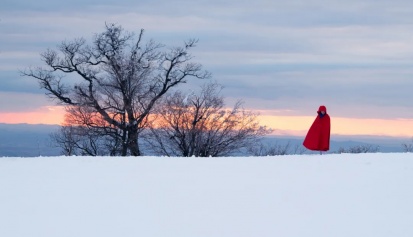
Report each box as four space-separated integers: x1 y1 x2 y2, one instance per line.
0 122 411 140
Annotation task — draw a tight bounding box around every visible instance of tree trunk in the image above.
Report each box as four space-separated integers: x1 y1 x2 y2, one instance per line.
128 128 141 156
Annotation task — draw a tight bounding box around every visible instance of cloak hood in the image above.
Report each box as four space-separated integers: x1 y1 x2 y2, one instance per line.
318 105 327 113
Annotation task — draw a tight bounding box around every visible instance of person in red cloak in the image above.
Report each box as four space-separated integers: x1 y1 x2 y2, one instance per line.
303 105 331 152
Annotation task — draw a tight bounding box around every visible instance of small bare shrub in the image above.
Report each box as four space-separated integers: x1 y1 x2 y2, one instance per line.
402 138 413 152
248 141 306 156
337 144 380 154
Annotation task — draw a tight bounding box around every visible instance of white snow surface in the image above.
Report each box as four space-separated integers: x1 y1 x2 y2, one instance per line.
1 153 413 237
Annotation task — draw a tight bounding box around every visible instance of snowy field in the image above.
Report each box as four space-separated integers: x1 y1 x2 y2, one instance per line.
1 153 413 237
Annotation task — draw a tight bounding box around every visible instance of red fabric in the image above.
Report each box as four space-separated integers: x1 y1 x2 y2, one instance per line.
303 105 331 151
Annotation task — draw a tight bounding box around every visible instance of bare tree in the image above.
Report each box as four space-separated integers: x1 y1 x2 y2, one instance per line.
50 106 124 156
144 82 270 157
23 23 210 156
50 126 79 156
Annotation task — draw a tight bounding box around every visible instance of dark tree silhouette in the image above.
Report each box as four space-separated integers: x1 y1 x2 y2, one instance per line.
23 23 210 156
50 105 124 156
145 82 270 157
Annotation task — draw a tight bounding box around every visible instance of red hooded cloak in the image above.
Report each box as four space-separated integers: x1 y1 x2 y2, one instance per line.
303 105 331 151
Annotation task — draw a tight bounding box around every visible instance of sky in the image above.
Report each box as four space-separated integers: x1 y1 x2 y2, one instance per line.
1 154 413 237
2 0 413 137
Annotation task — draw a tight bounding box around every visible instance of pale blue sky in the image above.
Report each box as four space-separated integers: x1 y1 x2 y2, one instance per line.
1 0 413 120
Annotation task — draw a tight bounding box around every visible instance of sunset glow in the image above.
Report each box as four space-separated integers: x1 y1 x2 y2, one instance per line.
0 106 412 138
259 115 413 137
0 106 65 125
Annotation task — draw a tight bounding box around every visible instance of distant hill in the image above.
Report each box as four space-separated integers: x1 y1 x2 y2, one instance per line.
0 123 409 157
0 123 60 157
264 135 409 154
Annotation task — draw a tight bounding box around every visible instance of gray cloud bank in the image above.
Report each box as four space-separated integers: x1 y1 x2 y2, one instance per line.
1 0 413 118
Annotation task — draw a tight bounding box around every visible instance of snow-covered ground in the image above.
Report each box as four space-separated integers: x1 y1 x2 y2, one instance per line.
1 153 413 237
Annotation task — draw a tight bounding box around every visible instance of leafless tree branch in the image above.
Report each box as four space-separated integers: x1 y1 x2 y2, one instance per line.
24 23 209 156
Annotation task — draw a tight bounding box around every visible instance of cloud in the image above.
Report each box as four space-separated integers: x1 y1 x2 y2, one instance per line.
0 92 59 112
2 0 413 123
